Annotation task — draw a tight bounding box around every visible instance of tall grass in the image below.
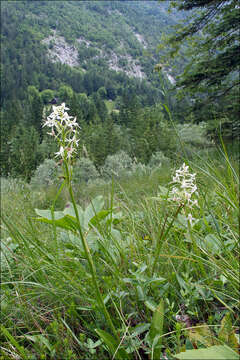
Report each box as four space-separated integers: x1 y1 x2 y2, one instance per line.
1 145 239 359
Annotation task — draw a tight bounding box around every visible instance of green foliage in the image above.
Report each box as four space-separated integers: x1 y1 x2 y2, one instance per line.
40 89 55 104
97 86 107 100
3 0 238 180
148 299 164 358
9 124 42 181
95 329 130 359
176 122 211 147
101 151 133 180
148 151 170 169
1 148 239 359
0 0 179 173
158 0 239 124
30 159 59 187
175 345 239 360
72 157 100 185
58 85 74 103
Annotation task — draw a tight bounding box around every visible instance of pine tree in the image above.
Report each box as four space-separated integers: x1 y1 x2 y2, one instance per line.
158 0 239 121
9 124 41 180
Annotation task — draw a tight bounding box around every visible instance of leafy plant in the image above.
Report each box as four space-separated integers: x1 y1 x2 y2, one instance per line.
101 151 134 180
72 157 100 185
175 345 239 360
148 151 170 169
30 159 59 187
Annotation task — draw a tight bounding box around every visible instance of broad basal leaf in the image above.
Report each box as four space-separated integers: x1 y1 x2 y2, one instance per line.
149 299 164 358
35 208 78 232
218 313 239 350
188 324 216 347
174 345 239 359
95 329 129 360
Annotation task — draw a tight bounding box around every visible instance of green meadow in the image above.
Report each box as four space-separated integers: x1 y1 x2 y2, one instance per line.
1 143 239 359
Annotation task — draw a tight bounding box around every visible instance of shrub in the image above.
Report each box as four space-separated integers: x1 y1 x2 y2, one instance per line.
176 122 210 147
132 161 150 176
101 151 133 179
148 151 170 169
72 157 99 184
1 177 29 194
30 159 59 187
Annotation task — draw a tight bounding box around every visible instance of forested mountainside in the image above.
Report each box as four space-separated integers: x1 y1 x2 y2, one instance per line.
1 0 187 179
1 1 238 181
1 0 184 105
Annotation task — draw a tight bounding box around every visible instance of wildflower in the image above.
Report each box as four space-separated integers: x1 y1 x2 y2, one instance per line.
187 213 195 226
55 146 65 159
43 103 79 160
66 146 77 159
168 163 198 209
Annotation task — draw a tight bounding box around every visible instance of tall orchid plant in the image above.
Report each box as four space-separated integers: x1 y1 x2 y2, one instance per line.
169 162 199 226
42 104 118 339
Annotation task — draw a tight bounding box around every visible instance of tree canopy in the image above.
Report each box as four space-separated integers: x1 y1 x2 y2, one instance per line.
159 0 239 108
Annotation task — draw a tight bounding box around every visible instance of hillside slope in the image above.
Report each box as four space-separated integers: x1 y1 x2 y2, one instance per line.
1 1 189 179
1 1 183 104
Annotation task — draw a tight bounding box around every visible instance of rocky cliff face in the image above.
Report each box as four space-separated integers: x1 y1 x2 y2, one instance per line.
42 30 79 67
42 30 147 79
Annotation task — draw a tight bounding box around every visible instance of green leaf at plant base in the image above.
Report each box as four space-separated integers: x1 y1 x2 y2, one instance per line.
63 202 84 225
35 196 106 233
95 329 130 360
85 232 99 252
35 208 78 232
25 334 53 354
174 345 239 360
130 323 150 337
188 324 216 347
218 313 239 350
83 195 104 228
203 233 222 254
145 299 158 312
89 209 111 227
149 299 164 358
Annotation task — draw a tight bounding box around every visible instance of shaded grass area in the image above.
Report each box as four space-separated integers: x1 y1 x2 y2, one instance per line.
1 148 239 359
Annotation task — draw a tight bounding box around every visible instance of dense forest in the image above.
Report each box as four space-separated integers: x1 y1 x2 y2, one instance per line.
1 1 239 181
3 0 234 180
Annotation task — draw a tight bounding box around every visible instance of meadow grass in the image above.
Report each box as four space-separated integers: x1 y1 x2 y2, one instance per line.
1 146 239 359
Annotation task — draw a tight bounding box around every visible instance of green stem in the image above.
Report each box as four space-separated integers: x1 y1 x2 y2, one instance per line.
152 204 183 275
64 162 118 340
163 104 187 158
51 180 66 243
186 217 206 278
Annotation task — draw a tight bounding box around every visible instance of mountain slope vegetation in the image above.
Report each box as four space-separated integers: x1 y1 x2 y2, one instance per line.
1 0 183 105
1 0 187 178
1 2 239 359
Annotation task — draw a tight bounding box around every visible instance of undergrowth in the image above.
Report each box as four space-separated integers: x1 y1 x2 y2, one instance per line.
1 143 239 359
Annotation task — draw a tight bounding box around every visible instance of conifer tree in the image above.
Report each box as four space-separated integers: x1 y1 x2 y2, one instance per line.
9 124 41 180
159 0 239 122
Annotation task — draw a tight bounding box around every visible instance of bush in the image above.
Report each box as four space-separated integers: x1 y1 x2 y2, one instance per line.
30 159 59 187
72 157 99 184
132 161 150 176
148 151 170 169
101 151 133 179
40 89 55 104
1 177 28 194
176 122 210 147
